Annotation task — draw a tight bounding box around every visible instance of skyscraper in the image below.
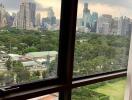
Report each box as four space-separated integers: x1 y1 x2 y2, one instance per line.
14 0 36 30
111 17 118 35
35 13 41 27
83 3 89 14
43 8 56 26
0 3 7 28
12 13 18 28
91 12 98 32
117 16 131 36
29 2 36 27
96 14 112 35
82 2 91 29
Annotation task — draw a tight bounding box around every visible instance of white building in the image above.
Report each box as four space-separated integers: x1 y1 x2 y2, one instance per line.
13 0 36 30
35 13 41 27
0 3 7 28
8 54 22 61
25 51 58 63
111 17 118 35
117 16 131 36
96 14 112 35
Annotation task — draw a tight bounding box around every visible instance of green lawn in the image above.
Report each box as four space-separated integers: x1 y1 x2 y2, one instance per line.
94 79 126 100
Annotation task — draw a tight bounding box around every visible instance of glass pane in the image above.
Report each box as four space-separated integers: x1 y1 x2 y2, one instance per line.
28 93 59 100
72 78 126 100
73 0 131 77
0 0 61 87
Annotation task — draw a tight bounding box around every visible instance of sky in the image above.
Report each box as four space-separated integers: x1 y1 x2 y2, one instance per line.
0 0 132 19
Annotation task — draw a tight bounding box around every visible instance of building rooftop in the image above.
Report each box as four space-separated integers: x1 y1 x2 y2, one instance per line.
25 51 58 58
22 61 39 67
8 54 22 60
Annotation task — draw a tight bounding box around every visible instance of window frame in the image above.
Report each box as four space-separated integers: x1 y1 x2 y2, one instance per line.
0 0 128 100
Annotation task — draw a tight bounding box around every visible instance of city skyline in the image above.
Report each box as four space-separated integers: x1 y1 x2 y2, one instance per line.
78 0 132 19
0 0 61 19
1 0 132 33
76 2 132 36
0 0 132 19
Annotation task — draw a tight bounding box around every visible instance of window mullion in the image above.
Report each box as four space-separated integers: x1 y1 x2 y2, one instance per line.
58 0 78 99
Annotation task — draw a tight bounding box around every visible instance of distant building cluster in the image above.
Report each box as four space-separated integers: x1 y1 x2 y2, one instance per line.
0 0 59 31
0 51 57 78
1 0 132 35
77 2 132 36
0 4 8 28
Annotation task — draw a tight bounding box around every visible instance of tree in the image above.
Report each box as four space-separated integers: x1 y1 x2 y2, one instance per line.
23 46 38 54
5 58 12 70
12 61 30 83
47 57 58 78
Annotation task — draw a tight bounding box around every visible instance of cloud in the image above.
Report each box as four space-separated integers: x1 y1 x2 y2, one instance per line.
79 0 132 9
0 0 36 10
0 0 61 18
0 0 20 10
0 0 132 18
34 0 61 19
78 0 132 18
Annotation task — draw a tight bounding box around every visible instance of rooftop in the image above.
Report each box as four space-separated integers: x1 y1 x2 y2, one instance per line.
25 51 58 58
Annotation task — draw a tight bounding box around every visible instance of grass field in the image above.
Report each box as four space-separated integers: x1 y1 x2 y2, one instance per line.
94 79 126 100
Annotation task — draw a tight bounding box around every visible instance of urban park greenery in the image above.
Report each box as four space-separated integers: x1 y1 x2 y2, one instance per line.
0 28 130 99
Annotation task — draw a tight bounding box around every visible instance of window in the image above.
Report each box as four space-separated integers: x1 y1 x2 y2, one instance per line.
0 0 61 87
73 0 131 78
72 78 126 100
0 0 129 100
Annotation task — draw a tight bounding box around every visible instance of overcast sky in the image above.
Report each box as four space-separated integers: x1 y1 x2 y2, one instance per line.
0 0 132 19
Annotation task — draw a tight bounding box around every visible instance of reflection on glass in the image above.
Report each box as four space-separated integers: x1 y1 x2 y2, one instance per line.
73 0 131 77
0 0 60 87
72 78 126 100
28 93 59 100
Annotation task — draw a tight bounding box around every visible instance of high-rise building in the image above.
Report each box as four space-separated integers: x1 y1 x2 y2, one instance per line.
0 3 7 28
42 8 56 26
12 13 18 28
13 0 36 30
111 17 118 35
117 16 131 36
35 13 41 27
91 12 98 32
82 2 92 29
91 12 98 23
29 2 36 27
6 14 14 27
96 14 112 35
47 8 54 18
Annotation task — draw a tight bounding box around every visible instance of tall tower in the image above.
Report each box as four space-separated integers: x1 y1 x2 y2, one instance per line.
117 16 130 36
29 2 36 26
82 0 91 29
19 0 27 29
17 0 36 30
83 1 90 16
35 13 41 27
0 3 7 28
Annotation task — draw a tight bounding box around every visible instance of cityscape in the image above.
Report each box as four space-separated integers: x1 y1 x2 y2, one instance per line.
0 0 59 31
0 0 132 36
0 0 131 100
77 2 132 36
0 0 60 87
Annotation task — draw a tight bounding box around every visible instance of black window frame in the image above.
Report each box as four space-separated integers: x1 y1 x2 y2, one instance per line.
0 0 127 100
